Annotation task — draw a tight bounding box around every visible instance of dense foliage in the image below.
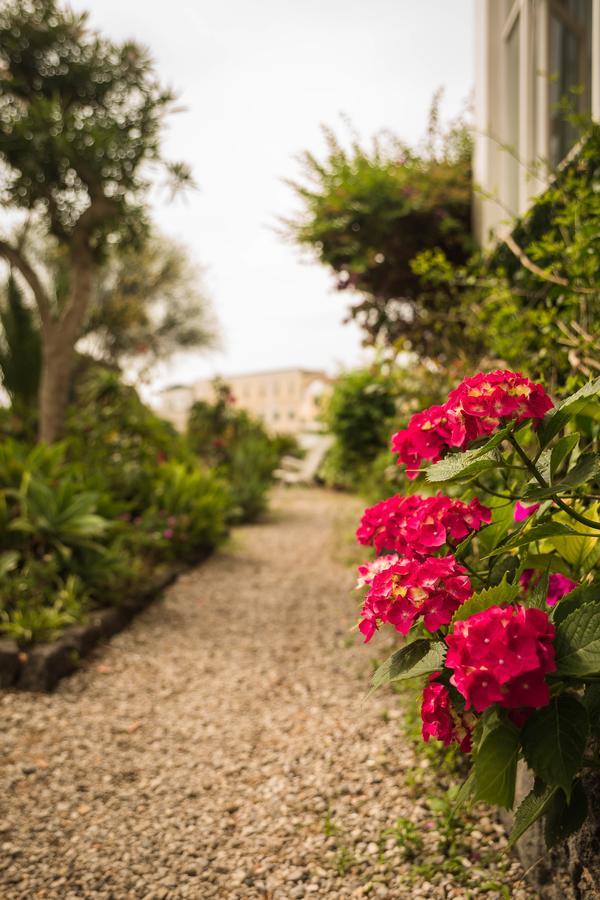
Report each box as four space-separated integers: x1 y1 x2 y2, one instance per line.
287 113 599 392
321 361 456 498
285 99 475 360
414 126 600 391
187 379 287 522
0 370 230 646
355 369 600 849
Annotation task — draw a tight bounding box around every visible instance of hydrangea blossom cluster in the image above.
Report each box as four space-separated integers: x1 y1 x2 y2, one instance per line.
421 677 473 753
359 555 472 642
391 370 553 478
445 605 556 713
356 554 399 589
356 493 491 557
520 569 578 607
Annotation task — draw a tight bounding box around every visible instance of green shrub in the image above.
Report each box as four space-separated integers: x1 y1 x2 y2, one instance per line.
187 378 280 522
145 461 229 562
0 369 233 644
322 362 455 497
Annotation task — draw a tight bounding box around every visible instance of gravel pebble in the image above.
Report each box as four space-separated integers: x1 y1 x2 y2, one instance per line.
0 488 534 898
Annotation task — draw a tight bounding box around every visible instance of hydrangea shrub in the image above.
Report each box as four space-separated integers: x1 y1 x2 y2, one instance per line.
355 370 600 848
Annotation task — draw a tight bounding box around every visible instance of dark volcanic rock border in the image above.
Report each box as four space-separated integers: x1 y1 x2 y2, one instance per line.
0 565 185 692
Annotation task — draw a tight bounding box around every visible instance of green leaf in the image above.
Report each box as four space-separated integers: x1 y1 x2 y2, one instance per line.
523 454 600 501
556 604 600 677
480 522 578 559
425 448 500 484
508 783 558 848
544 780 588 848
452 770 475 815
477 502 515 558
583 683 600 734
521 696 589 799
451 576 520 625
489 554 520 587
527 569 549 610
550 433 580 480
473 722 519 809
0 550 19 578
551 583 598 626
546 504 600 570
538 377 600 448
370 640 445 692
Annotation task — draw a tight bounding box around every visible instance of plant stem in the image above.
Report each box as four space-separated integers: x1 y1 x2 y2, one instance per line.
473 480 519 501
508 435 600 531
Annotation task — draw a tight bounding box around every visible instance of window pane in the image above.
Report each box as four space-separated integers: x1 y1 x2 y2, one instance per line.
549 2 592 166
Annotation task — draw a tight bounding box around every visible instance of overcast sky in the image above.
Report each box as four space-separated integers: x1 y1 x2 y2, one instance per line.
77 0 475 398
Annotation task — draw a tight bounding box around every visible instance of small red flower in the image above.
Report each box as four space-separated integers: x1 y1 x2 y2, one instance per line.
421 677 473 753
356 494 491 558
445 605 556 713
391 371 553 478
359 555 472 642
514 501 541 522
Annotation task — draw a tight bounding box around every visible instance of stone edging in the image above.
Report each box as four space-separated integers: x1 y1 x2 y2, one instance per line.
0 564 186 692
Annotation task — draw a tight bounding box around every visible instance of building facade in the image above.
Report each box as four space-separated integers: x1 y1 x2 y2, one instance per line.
155 368 331 435
474 0 600 243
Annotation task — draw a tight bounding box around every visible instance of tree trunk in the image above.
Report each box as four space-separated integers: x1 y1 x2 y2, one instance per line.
37 254 94 444
38 327 77 443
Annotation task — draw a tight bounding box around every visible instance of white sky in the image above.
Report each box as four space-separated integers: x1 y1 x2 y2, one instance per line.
77 0 475 399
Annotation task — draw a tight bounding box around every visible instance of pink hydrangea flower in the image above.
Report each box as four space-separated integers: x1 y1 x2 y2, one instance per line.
546 573 578 606
514 501 541 522
356 554 400 589
358 554 472 642
520 569 578 606
391 371 553 479
356 493 491 557
163 528 174 539
421 677 473 753
445 605 556 713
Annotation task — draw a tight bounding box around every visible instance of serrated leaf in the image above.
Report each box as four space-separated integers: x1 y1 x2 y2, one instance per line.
481 522 578 559
538 377 600 448
551 433 580 480
556 604 600 677
508 784 558 848
451 576 520 625
544 780 588 848
521 697 589 799
425 448 500 484
473 722 519 809
551 583 598 626
528 569 549 610
489 554 520 586
370 639 445 693
523 454 600 501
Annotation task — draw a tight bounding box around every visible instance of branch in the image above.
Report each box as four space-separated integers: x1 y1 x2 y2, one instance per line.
0 238 52 326
59 194 118 332
501 232 595 295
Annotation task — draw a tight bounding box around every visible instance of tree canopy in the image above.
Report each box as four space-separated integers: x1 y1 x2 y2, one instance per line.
0 0 192 441
284 98 475 361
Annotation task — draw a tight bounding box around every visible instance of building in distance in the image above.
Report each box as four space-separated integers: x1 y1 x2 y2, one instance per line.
155 367 332 435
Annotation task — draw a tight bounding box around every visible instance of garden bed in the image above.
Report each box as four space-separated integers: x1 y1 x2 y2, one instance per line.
0 563 186 692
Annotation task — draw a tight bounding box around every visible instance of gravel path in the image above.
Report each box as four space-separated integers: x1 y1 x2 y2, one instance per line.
0 488 532 899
